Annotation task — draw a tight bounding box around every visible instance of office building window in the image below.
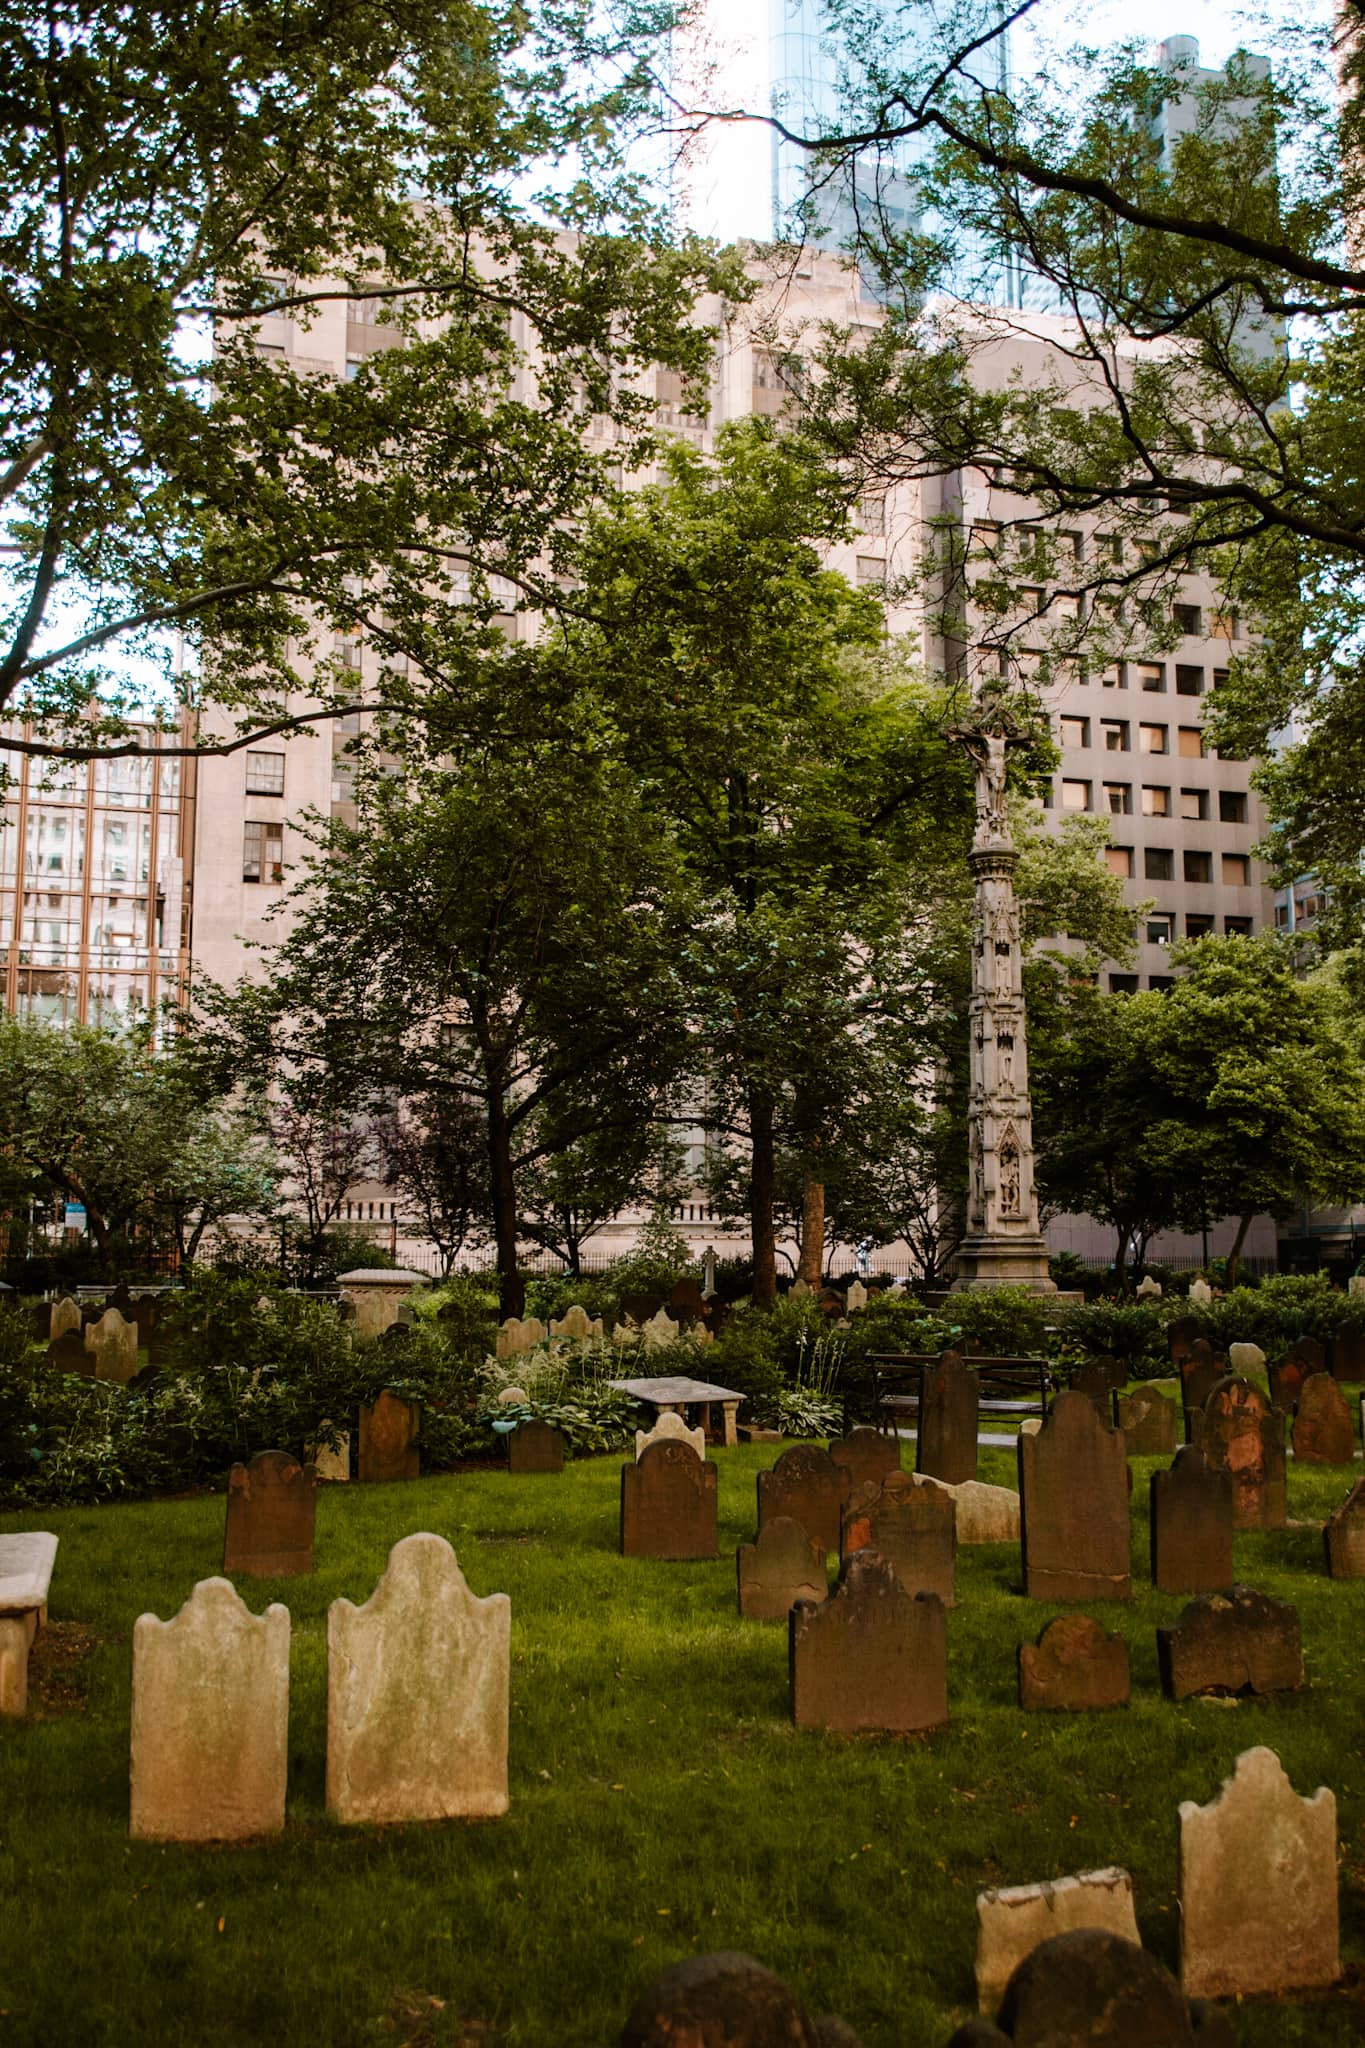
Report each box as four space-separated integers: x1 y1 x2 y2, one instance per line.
1148 974 1175 990
1104 846 1134 879
1139 723 1168 754
1173 604 1202 635
1211 609 1240 641
1212 668 1229 690
1102 782 1132 815
855 556 887 587
1109 972 1139 993
1137 663 1166 692
1186 913 1215 937
1183 850 1213 883
1017 584 1044 611
1179 787 1209 821
1101 719 1130 752
1141 785 1171 817
244 751 285 796
1059 716 1090 748
1098 663 1125 689
1147 913 1174 944
1060 779 1092 812
1096 533 1122 563
243 821 284 885
1222 853 1251 887
1225 914 1254 936
1178 726 1205 759
1144 848 1174 881
1176 666 1204 697
1218 790 1247 824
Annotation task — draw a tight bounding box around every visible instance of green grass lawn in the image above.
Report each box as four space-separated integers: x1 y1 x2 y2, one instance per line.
2 1438 1363 2047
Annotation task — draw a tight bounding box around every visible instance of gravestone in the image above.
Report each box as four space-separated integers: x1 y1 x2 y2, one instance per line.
1227 1340 1265 1377
1114 1385 1178 1457
845 1279 868 1312
840 1471 956 1606
1069 1360 1113 1420
495 1315 547 1359
508 1419 565 1475
973 1870 1140 2012
789 1549 947 1734
621 1439 718 1560
917 1476 1020 1543
130 1577 289 1841
1018 1391 1130 1602
757 1445 849 1554
549 1304 602 1341
1330 1326 1365 1381
1188 1278 1213 1306
1269 1334 1325 1412
1179 1746 1339 1998
357 1389 420 1483
1166 1315 1207 1368
223 1450 316 1577
1291 1371 1354 1464
497 1385 528 1406
736 1516 827 1621
1018 1614 1130 1712
1180 1342 1222 1443
127 1293 160 1347
954 1930 1234 2048
1200 1376 1286 1528
48 1295 81 1343
634 1411 704 1462
47 1329 93 1375
1149 1447 1233 1595
917 1350 979 1486
84 1307 138 1384
620 1953 863 2048
1157 1586 1303 1700
1323 1477 1365 1578
828 1426 900 1491
668 1277 707 1322
1135 1274 1162 1299
327 1532 510 1824
309 1425 350 1483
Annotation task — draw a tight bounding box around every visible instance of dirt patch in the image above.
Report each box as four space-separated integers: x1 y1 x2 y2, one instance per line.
26 1621 106 1717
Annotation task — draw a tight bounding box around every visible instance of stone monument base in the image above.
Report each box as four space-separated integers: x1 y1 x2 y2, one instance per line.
950 1235 1057 1295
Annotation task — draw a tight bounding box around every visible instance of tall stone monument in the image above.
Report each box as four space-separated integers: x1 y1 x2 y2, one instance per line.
948 694 1055 1293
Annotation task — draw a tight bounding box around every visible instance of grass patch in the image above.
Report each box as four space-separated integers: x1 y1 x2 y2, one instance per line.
2 1444 1363 2046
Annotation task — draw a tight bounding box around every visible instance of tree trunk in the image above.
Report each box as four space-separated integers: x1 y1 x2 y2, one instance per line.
1225 1210 1255 1290
749 1088 777 1305
797 1178 825 1287
1113 1223 1130 1296
486 1094 524 1320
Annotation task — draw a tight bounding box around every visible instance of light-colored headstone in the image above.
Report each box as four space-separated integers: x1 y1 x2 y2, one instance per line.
327 1532 510 1825
495 1315 546 1359
1179 1746 1339 1998
845 1279 868 1312
1188 1278 1213 1306
789 1278 812 1299
337 1268 424 1339
549 1304 603 1341
635 1411 705 1461
917 1476 1021 1543
497 1385 528 1406
1135 1276 1162 1300
309 1426 350 1482
975 1868 1139 2012
84 1307 138 1385
641 1307 680 1350
1228 1340 1266 1375
0 1532 57 1718
48 1295 81 1342
701 1246 718 1299
130 1578 289 1841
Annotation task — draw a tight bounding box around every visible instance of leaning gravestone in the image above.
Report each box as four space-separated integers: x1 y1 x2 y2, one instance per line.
917 1476 1020 1544
827 1425 900 1491
223 1450 316 1577
130 1577 289 1841
1322 1477 1365 1578
84 1307 138 1385
621 1439 718 1560
48 1295 81 1343
357 1389 420 1483
1018 1614 1130 1712
954 1930 1235 2048
789 1549 947 1734
1149 1446 1233 1595
1201 1376 1286 1528
1179 1747 1339 1998
47 1329 93 1376
1114 1385 1178 1457
327 1532 510 1825
508 1418 565 1475
1157 1586 1302 1700
756 1445 849 1555
634 1411 704 1461
840 1471 956 1606
917 1350 979 1486
736 1516 827 1621
1291 1371 1354 1465
973 1871 1140 2013
1018 1391 1130 1602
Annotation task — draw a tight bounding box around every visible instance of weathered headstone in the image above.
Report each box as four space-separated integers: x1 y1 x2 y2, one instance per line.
844 1278 868 1312
827 1426 900 1491
1135 1274 1162 1299
1179 1747 1339 1998
326 1532 510 1825
1018 1391 1130 1602
223 1450 316 1577
309 1425 350 1483
1166 1315 1207 1368
1323 1477 1365 1578
973 1870 1140 2012
1188 1277 1213 1306
1069 1360 1113 1420
1291 1371 1354 1465
496 1384 528 1406
1114 1385 1178 1457
757 1445 849 1554
548 1304 602 1341
1269 1334 1325 1412
47 1328 93 1375
508 1418 565 1474
1200 1376 1286 1528
621 1439 718 1560
789 1549 947 1734
1157 1586 1303 1699
1149 1446 1233 1595
736 1516 827 1621
1018 1614 1130 1712
130 1578 289 1841
84 1307 138 1384
917 1476 1020 1543
357 1389 420 1484
840 1471 956 1606
48 1295 81 1343
1180 1342 1222 1443
955 1930 1233 2048
619 1953 863 2048
1227 1340 1265 1377
917 1350 980 1486
634 1411 704 1462
495 1314 547 1359
1331 1326 1365 1381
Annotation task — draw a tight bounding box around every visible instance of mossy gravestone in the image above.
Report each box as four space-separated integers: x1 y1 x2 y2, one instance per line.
756 1445 849 1555
1200 1377 1286 1529
1018 1392 1130 1602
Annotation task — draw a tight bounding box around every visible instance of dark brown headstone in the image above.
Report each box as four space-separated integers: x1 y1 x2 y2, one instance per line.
827 1426 900 1490
1330 1327 1365 1382
128 1294 159 1345
789 1549 947 1734
951 1929 1229 2048
621 1439 718 1560
1180 1343 1222 1444
1157 1585 1303 1700
757 1445 849 1554
736 1516 827 1620
917 1350 979 1485
1149 1446 1233 1595
1269 1334 1326 1412
1018 1614 1130 1712
1070 1360 1112 1419
1166 1316 1206 1368
47 1329 94 1375
28 1302 50 1342
1291 1372 1354 1465
619 1292 668 1328
357 1389 420 1483
223 1449 316 1577
840 1471 956 1606
619 1952 862 2048
1114 1385 1178 1457
1200 1376 1286 1529
1323 1478 1365 1579
1018 1391 1130 1602
508 1418 565 1474
668 1277 707 1322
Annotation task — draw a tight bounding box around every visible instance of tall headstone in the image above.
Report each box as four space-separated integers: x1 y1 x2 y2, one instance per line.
634 1411 704 1462
789 1550 947 1733
736 1517 827 1621
508 1419 565 1474
1069 1360 1113 1421
1180 1342 1222 1443
130 1578 289 1841
1157 1587 1303 1700
621 1440 718 1560
840 1471 956 1606
1323 1477 1365 1578
84 1307 138 1384
1269 1335 1325 1412
1166 1315 1206 1368
327 1533 510 1825
917 1351 980 1485
756 1445 849 1554
973 1871 1140 2012
1018 1615 1130 1712
828 1426 900 1491
1330 1326 1365 1380
1018 1391 1130 1602
48 1295 81 1343
1200 1376 1286 1528
1114 1385 1178 1457
1149 1446 1233 1595
358 1390 420 1483
223 1450 316 1577
1291 1372 1354 1465
1179 1747 1339 1998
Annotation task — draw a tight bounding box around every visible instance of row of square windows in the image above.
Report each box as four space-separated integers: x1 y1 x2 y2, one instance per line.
1057 716 1207 756
1058 783 1247 822
1105 848 1253 886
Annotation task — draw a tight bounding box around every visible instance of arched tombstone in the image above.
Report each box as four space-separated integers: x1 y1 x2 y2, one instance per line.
839 1470 956 1607
223 1450 317 1577
1017 1615 1129 1712
756 1445 849 1554
620 1440 718 1560
634 1411 704 1462
1291 1372 1354 1465
357 1390 420 1483
827 1425 900 1491
1201 1376 1286 1529
508 1419 565 1475
1018 1391 1130 1602
1149 1446 1233 1595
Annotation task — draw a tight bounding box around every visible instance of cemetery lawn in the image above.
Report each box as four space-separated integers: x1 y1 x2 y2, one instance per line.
2 1444 1363 2048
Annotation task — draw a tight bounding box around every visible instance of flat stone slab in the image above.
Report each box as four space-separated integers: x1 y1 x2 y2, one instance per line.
0 1533 58 1615
975 1868 1140 2012
611 1376 745 1406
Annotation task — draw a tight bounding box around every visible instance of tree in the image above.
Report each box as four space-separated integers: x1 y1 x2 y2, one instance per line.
374 1096 492 1277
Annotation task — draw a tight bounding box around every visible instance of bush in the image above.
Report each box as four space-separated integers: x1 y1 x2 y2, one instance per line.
1057 1298 1165 1368
1175 1273 1365 1355
417 1272 500 1361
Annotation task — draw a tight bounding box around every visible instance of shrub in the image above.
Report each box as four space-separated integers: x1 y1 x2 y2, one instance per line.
1057 1298 1165 1368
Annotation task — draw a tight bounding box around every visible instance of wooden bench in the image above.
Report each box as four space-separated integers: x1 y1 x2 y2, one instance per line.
866 1354 1053 1438
0 1532 58 1717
